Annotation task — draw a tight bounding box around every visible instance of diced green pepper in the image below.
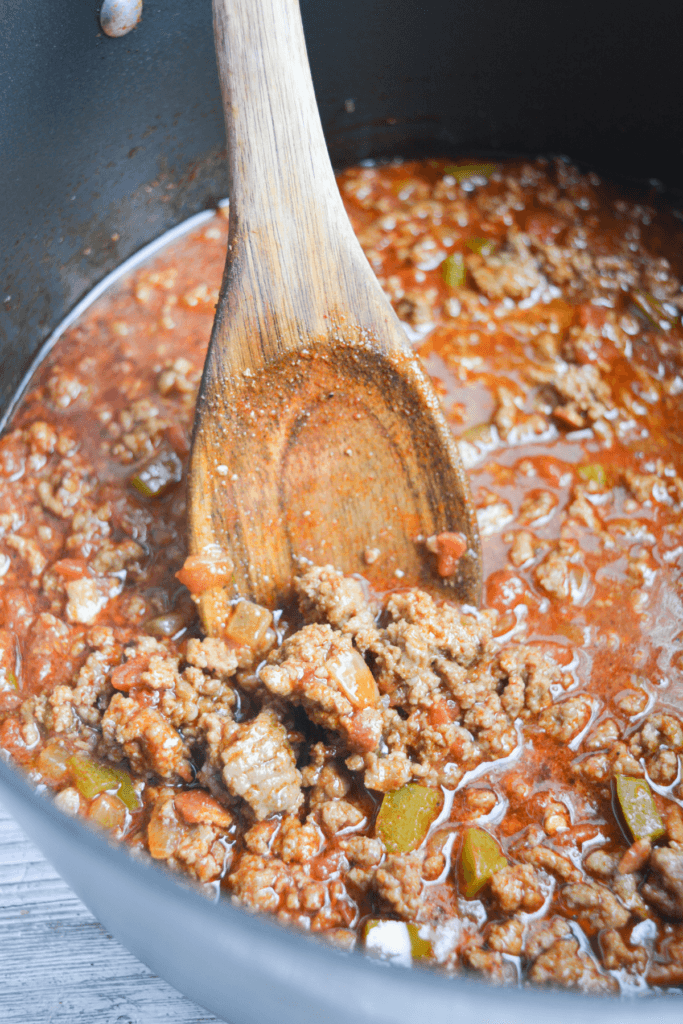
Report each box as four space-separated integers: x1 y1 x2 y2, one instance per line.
375 784 443 854
68 755 141 812
363 919 432 962
392 179 416 199
130 445 182 498
461 423 494 444
444 163 498 182
631 290 677 331
4 668 17 690
115 770 142 813
441 252 466 289
614 774 665 843
68 755 117 799
460 827 508 898
466 237 497 258
407 922 432 961
577 463 607 488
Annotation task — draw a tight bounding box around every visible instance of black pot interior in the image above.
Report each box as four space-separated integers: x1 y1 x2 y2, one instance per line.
2 0 682 417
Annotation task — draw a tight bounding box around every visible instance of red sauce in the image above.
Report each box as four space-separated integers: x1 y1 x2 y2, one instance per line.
3 159 683 992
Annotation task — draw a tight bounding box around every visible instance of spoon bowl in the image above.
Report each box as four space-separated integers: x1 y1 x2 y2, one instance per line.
189 0 481 626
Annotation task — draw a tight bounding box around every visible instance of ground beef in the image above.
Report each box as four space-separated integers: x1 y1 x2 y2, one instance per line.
642 847 683 919
528 939 617 994
3 156 683 996
101 693 193 782
220 708 303 820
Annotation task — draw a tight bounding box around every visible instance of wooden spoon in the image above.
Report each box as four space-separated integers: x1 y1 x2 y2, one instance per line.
188 0 481 630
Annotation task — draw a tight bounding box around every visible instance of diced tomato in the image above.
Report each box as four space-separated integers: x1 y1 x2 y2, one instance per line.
111 655 150 691
433 532 467 577
50 558 88 580
174 789 233 828
175 553 233 595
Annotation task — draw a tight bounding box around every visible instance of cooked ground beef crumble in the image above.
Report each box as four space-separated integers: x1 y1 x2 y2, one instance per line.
3 158 683 994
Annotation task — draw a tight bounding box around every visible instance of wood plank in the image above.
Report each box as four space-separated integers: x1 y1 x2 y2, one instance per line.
0 798 224 1023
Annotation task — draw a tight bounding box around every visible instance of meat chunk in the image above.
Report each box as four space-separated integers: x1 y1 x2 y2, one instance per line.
107 640 237 737
519 845 582 882
496 644 562 718
508 530 538 567
6 534 47 577
492 387 547 444
373 851 425 919
185 637 238 679
466 231 542 300
220 707 303 820
524 916 572 960
46 643 117 731
485 916 524 955
319 799 365 836
629 713 683 759
583 717 620 751
295 564 377 637
642 847 683 919
552 364 612 428
228 851 356 930
385 590 492 669
260 625 382 753
477 499 515 537
489 864 545 913
534 541 586 602
270 815 322 864
529 938 617 994
562 881 630 931
600 929 648 973
538 695 593 744
368 588 494 709
517 489 557 525
23 612 80 694
101 692 192 781
360 749 413 792
147 790 229 883
461 941 517 985
88 538 144 575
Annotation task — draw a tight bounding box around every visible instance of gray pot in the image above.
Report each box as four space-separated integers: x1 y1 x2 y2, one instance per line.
1 2 682 1021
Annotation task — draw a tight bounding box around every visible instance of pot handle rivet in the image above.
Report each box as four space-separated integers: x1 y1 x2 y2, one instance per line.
100 0 143 38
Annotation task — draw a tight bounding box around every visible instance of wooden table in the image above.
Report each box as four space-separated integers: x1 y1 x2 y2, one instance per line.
0 797 224 1023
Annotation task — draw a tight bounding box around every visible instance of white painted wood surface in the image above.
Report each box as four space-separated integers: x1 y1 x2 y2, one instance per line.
0 797 224 1024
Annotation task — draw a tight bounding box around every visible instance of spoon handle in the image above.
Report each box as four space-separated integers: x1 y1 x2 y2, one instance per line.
213 0 367 359
191 0 482 613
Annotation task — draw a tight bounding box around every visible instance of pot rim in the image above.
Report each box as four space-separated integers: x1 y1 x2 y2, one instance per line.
0 206 680 1024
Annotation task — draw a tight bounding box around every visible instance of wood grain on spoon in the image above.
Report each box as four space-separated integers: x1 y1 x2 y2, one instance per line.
188 0 481 630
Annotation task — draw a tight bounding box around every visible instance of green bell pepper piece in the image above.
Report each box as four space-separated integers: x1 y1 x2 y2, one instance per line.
615 774 665 843
444 163 498 182
68 754 140 812
466 236 497 258
577 463 607 488
364 919 432 962
441 252 466 289
375 784 443 854
460 827 508 898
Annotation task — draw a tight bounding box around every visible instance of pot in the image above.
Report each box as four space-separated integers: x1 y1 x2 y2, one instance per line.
1 2 682 1021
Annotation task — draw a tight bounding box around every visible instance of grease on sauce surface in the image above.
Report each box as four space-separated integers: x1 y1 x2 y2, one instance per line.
3 159 683 993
